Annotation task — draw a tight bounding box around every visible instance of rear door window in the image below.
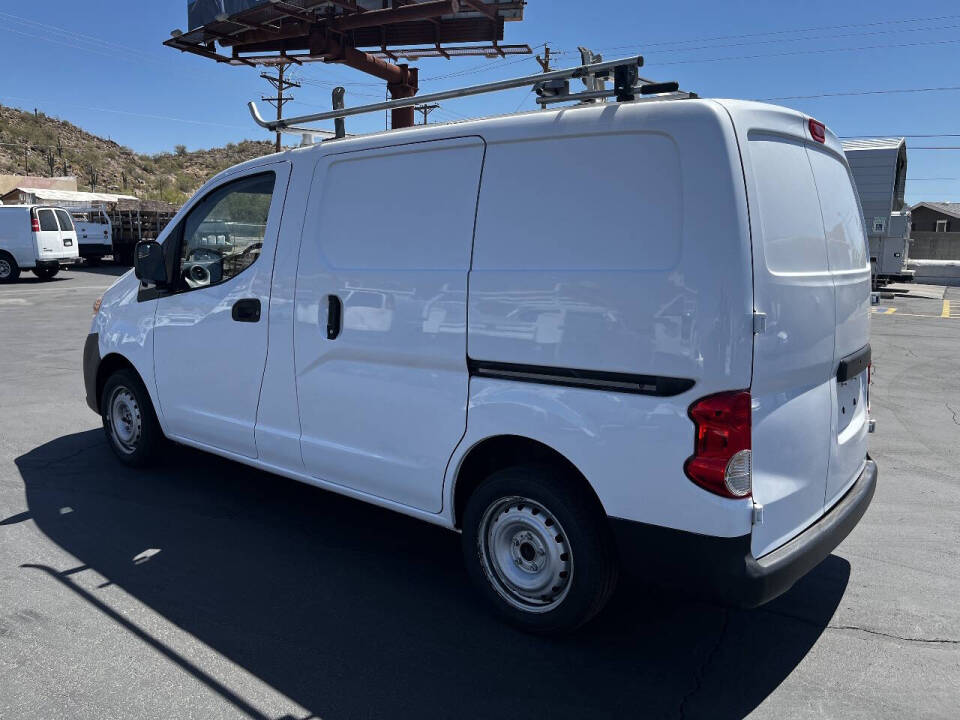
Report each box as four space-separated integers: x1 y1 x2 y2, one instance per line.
807 149 868 271
747 133 829 274
54 209 74 231
37 209 58 232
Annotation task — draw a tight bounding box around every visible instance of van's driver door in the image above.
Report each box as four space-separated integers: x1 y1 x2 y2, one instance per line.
153 162 290 458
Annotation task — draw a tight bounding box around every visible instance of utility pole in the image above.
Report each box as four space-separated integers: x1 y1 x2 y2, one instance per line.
414 103 440 125
535 44 554 73
261 62 300 153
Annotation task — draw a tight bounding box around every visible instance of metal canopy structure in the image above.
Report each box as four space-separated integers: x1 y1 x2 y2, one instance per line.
166 1 530 127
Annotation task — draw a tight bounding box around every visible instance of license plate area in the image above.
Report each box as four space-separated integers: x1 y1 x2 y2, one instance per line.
837 372 865 436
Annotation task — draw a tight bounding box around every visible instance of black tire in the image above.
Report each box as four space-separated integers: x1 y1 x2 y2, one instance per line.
32 265 59 280
100 368 163 467
0 252 20 283
462 464 619 634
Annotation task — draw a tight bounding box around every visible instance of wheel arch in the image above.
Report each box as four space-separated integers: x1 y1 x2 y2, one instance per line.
95 353 141 413
451 434 606 530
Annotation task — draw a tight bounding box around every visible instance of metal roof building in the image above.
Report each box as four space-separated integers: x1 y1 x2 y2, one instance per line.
0 187 139 208
841 137 907 237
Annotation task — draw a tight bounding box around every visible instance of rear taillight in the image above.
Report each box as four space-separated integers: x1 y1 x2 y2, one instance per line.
31 216 40 232
809 118 826 144
684 391 752 498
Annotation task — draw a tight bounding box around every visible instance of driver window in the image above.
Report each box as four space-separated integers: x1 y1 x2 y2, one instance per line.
178 172 275 289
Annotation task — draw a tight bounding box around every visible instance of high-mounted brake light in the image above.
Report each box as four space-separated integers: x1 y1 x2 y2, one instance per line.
684 391 752 498
809 118 826 144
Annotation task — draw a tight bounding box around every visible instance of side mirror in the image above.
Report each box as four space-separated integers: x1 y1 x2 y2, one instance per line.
134 240 167 285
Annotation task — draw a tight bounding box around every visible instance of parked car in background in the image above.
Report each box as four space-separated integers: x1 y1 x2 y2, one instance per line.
0 205 78 282
83 97 877 633
71 207 113 264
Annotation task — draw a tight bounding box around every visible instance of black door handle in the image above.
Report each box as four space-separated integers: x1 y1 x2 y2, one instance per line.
232 298 261 323
327 295 342 339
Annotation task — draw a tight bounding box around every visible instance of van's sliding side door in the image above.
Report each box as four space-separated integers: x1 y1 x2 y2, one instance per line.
293 137 485 513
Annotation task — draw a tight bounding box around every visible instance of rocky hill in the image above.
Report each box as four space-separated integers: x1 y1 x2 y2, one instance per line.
0 104 275 205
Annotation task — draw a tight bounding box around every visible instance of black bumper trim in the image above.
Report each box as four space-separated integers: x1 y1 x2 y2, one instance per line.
609 457 877 608
83 333 100 413
837 343 871 383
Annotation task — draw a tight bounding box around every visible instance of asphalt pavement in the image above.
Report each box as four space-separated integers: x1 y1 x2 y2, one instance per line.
0 265 957 719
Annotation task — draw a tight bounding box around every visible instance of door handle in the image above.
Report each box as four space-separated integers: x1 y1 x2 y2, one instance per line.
327 294 342 339
232 298 261 323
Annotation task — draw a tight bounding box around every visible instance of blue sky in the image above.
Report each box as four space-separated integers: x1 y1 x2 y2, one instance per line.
1 0 959 203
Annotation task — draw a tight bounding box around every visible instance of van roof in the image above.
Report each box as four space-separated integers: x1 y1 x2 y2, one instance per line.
222 97 817 178
207 97 842 204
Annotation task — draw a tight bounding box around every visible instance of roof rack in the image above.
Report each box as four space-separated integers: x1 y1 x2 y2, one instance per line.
248 54 696 137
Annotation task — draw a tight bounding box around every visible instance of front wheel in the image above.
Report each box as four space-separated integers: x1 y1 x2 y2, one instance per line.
32 265 59 280
462 464 619 634
101 369 163 467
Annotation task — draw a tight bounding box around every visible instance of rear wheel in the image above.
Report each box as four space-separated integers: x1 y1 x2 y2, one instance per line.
462 464 619 634
101 369 163 467
0 253 20 283
32 265 59 280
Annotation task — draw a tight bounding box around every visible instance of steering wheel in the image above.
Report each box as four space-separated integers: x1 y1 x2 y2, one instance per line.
234 242 262 261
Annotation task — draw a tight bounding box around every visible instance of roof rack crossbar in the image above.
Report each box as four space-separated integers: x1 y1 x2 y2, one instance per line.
248 54 644 132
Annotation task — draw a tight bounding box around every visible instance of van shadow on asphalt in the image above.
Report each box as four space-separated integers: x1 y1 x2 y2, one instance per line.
13 431 849 720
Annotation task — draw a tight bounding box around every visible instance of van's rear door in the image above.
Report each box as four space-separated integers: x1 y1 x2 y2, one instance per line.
34 208 62 257
726 102 872 557
805 143 872 508
727 104 836 558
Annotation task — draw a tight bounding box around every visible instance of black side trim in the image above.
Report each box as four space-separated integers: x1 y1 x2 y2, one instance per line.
82 333 100 413
467 359 695 397
837 343 871 382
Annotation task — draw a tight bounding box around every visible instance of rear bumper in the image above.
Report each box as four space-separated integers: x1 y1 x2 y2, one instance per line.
609 457 877 608
36 257 76 268
83 333 100 413
79 243 112 256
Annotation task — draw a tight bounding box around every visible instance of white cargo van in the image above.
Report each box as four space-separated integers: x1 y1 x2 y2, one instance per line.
83 95 876 633
0 205 79 282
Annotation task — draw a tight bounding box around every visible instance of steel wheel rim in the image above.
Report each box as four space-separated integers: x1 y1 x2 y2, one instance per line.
478 495 573 613
108 386 141 454
0 259 10 279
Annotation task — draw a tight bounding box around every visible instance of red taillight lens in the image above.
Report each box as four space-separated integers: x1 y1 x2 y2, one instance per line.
31 217 40 232
684 391 752 498
808 118 826 143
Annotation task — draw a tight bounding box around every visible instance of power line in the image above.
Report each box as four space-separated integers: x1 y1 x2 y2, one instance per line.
0 10 153 57
590 12 960 53
593 21 960 58
1 94 250 130
650 36 960 68
758 85 960 101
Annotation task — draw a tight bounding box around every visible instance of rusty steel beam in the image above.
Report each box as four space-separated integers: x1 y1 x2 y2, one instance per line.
332 0 459 32
459 0 497 19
